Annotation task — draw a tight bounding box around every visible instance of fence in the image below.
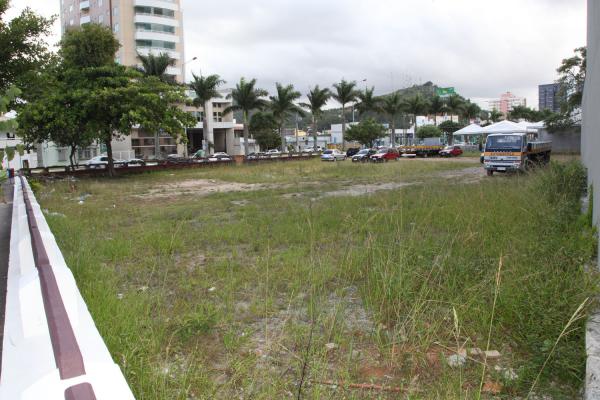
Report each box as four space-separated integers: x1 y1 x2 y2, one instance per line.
0 177 134 399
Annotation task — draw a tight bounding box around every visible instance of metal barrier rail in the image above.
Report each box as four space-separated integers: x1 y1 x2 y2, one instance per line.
0 176 134 399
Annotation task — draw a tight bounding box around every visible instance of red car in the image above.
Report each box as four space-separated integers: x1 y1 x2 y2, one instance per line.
370 148 400 162
439 145 463 157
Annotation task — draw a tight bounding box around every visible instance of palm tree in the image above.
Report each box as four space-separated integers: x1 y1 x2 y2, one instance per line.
428 95 447 126
461 101 481 124
137 52 176 158
269 83 305 151
190 73 225 155
223 78 268 156
300 85 331 151
380 92 404 147
356 86 379 119
403 94 429 139
490 109 504 123
136 52 175 83
332 79 358 149
445 95 465 123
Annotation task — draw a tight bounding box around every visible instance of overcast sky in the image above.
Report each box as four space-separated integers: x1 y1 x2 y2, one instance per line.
8 0 587 109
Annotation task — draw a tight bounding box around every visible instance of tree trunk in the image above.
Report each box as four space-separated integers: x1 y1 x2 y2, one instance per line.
390 119 395 148
280 124 286 152
313 115 318 151
154 131 160 160
243 111 250 156
341 105 346 150
202 115 209 156
69 145 77 171
105 138 115 177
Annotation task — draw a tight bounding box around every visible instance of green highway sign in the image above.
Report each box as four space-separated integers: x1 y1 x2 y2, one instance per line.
436 87 456 97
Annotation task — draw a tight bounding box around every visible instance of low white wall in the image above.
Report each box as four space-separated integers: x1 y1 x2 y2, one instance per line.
0 178 135 399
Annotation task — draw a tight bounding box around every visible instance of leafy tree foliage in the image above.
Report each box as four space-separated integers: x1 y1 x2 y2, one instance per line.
380 92 404 147
356 86 379 118
438 120 464 145
223 78 268 156
403 94 429 131
249 112 281 150
508 105 555 122
416 125 442 139
137 52 175 83
428 95 447 125
345 118 386 147
0 0 54 91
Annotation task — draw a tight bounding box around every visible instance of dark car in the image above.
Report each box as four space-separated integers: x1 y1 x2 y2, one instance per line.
346 148 360 157
370 147 400 162
351 149 376 162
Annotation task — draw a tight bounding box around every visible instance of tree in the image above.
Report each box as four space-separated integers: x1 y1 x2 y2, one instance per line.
0 0 54 91
269 83 304 151
136 52 175 83
445 95 465 121
17 80 95 170
438 120 463 145
249 112 280 150
428 95 447 126
300 85 331 151
403 94 429 137
416 125 442 139
190 73 225 154
380 92 404 147
461 101 481 124
547 46 586 132
332 79 358 149
489 109 503 123
223 78 268 156
356 86 379 119
345 118 386 148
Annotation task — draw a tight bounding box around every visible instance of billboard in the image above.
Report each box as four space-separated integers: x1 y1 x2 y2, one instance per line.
436 87 456 97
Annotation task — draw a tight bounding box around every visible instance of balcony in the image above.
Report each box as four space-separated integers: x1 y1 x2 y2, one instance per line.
135 30 179 43
80 15 91 24
136 47 180 60
80 0 90 10
134 14 179 27
165 66 181 76
134 0 179 11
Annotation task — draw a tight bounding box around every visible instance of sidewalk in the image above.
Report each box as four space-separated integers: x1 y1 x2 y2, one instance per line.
0 179 14 375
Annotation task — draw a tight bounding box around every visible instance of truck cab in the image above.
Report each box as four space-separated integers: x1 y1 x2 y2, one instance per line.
483 133 551 176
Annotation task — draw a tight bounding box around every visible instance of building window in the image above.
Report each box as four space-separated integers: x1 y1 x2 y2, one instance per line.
134 6 175 18
213 112 223 122
114 23 119 32
134 22 175 34
69 4 73 12
113 7 118 16
98 0 102 5
98 14 103 23
135 39 175 50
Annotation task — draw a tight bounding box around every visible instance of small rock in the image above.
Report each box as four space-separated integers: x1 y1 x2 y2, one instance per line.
351 350 361 358
495 365 518 381
447 354 467 367
138 286 148 292
208 286 216 292
484 350 501 360
325 343 338 351
117 293 124 300
78 200 84 205
468 348 483 357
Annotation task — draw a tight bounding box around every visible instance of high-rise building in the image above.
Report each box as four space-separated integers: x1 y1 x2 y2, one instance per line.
488 92 527 115
60 0 185 83
538 83 562 113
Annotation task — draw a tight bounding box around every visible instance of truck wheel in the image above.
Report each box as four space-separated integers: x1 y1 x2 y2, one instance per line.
486 170 493 176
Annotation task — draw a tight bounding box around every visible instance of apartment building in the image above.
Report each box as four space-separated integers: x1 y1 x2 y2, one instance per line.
59 0 186 160
488 92 527 115
539 83 562 113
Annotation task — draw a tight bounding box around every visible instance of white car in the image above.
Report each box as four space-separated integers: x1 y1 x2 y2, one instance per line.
266 149 282 157
208 152 232 162
321 149 346 161
85 155 114 168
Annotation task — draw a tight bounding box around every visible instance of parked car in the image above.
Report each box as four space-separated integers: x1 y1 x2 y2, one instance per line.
346 148 360 157
440 145 463 157
370 148 399 162
266 149 282 156
85 155 115 168
124 158 146 166
208 152 232 162
352 149 376 162
321 149 346 161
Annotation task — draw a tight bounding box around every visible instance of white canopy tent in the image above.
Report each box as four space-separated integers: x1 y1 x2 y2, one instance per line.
452 123 483 136
481 120 528 134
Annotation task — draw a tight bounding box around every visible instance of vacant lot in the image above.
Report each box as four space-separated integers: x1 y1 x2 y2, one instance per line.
36 157 597 399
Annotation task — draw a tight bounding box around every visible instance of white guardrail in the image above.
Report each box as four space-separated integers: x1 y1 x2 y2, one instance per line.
1 177 134 399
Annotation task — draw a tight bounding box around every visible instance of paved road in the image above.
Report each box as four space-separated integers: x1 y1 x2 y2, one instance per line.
0 179 14 374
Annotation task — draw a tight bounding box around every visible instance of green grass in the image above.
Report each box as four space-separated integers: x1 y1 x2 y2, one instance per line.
36 158 597 399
